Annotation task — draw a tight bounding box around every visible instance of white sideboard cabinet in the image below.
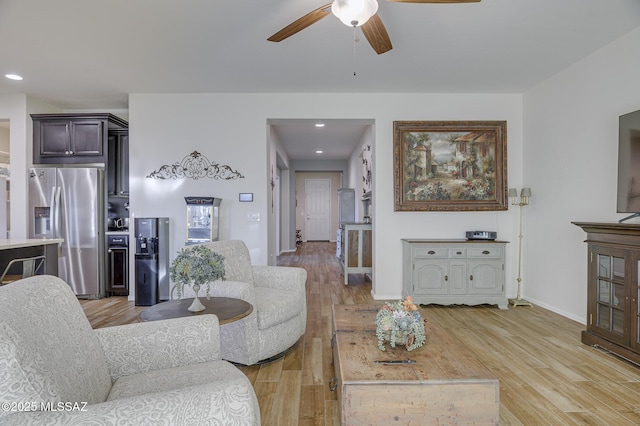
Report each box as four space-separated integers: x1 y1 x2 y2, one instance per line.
402 239 508 310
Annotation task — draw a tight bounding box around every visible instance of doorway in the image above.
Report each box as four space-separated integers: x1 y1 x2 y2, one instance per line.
267 118 374 256
0 120 9 238
304 179 331 241
295 171 342 243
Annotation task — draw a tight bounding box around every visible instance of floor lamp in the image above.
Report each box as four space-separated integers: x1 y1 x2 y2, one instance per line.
509 187 533 307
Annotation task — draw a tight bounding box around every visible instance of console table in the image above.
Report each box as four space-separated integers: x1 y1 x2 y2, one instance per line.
331 304 499 425
402 239 508 309
573 222 640 364
339 222 372 284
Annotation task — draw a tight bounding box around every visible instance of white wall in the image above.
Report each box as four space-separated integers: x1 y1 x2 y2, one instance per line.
0 94 62 239
347 126 374 221
0 94 28 239
129 93 523 302
523 27 640 322
128 95 268 266
269 127 292 257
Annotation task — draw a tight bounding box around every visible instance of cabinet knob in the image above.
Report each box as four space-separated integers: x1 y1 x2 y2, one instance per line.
456 251 462 255
470 275 474 280
445 275 448 281
428 250 436 255
482 250 490 255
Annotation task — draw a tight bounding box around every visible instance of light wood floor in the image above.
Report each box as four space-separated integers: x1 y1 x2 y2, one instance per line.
81 242 640 425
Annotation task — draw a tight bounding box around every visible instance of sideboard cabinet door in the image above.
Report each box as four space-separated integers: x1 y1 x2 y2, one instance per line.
468 261 503 294
414 260 449 295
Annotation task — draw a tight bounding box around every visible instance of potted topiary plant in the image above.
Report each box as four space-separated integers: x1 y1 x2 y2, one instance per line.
375 296 426 351
168 245 226 312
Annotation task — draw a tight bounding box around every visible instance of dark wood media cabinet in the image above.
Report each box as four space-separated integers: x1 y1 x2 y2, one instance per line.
573 222 640 365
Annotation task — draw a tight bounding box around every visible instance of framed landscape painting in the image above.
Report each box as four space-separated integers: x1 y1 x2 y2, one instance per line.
393 120 508 212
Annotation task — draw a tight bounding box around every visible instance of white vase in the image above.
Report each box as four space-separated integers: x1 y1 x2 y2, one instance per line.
188 283 206 312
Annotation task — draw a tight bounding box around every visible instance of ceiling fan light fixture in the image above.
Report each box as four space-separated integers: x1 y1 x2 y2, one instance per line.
331 0 378 27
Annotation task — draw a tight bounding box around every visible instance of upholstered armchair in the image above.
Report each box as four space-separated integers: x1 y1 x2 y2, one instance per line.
0 275 260 425
177 240 307 366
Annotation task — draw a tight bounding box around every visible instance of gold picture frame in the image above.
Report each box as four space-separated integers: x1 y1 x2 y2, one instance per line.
393 120 508 212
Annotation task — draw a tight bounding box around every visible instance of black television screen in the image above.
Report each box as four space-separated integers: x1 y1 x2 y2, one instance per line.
617 109 640 217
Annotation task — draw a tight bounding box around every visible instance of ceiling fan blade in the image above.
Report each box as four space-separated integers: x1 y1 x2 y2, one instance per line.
386 0 480 3
361 14 393 55
268 3 333 42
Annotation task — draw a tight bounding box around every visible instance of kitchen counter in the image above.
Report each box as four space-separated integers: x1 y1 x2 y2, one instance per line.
0 238 63 280
0 238 63 250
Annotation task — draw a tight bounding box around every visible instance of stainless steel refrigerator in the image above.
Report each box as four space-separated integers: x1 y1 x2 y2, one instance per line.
29 167 104 298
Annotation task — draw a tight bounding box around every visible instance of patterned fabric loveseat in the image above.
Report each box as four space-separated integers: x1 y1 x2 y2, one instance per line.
177 240 307 365
0 275 260 425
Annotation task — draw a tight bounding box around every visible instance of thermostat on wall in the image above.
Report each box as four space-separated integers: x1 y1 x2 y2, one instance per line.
465 231 497 240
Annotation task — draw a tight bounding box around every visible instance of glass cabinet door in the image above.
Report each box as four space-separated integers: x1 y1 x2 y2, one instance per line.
592 249 627 345
632 259 640 352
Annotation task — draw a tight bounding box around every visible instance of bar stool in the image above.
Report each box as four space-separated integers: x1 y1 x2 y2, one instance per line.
0 255 46 285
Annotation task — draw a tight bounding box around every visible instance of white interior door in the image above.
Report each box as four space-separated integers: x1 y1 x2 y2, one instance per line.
305 179 331 241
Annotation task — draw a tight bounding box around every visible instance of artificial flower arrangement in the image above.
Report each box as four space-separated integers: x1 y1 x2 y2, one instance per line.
168 245 226 312
375 296 426 351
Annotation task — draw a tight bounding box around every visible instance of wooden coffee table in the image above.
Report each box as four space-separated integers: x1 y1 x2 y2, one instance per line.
331 304 499 425
139 297 253 324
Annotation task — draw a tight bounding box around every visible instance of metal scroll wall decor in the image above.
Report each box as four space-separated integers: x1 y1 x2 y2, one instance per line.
147 151 245 180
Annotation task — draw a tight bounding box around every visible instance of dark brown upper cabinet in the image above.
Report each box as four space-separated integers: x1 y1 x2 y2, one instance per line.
107 130 129 197
32 113 128 164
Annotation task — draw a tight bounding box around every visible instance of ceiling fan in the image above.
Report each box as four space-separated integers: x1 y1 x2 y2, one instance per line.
267 0 481 55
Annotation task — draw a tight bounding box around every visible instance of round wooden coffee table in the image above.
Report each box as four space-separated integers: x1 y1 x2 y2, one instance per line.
139 297 253 324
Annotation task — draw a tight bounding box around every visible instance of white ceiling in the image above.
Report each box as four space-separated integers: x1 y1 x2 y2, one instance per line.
0 0 639 159
271 119 373 161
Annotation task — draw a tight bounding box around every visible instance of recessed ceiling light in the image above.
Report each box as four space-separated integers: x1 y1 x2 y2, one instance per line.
315 123 325 128
5 74 23 81
315 150 324 154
